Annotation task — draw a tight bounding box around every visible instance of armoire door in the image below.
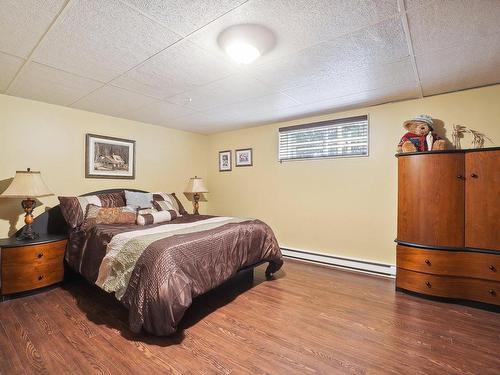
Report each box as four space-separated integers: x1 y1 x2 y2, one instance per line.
398 153 465 247
465 150 500 251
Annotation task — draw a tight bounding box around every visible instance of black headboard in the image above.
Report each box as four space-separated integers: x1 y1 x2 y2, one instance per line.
14 188 148 237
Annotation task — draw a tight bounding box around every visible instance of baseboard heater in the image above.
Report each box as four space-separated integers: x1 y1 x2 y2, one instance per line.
280 247 396 278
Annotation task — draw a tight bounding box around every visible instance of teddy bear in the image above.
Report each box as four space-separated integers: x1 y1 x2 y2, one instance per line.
397 115 446 153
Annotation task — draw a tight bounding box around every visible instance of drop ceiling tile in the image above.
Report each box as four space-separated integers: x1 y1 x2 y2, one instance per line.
8 62 103 106
187 0 399 66
122 0 247 36
283 58 416 104
173 83 420 134
112 39 237 99
72 85 157 118
33 0 181 82
250 17 409 91
417 34 500 96
167 73 274 111
171 111 238 133
167 92 302 133
187 92 301 128
122 99 197 126
272 84 421 124
403 0 435 10
0 0 66 58
0 52 24 91
408 0 500 55
218 93 301 117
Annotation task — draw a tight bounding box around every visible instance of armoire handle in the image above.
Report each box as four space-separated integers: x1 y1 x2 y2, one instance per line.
470 173 478 178
456 175 465 180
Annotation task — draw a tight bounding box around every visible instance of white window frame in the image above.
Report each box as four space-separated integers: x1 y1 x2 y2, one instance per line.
278 115 370 162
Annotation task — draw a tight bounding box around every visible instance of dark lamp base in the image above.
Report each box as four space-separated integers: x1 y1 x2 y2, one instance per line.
16 230 39 241
18 198 38 240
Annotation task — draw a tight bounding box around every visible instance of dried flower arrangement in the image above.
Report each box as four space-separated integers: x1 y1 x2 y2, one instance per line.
451 125 493 149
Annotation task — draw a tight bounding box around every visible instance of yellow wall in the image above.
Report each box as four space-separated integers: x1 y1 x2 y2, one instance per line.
206 85 500 264
0 94 208 237
2 86 499 263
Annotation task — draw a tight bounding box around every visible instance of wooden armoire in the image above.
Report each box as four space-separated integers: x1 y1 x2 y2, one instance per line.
396 147 500 307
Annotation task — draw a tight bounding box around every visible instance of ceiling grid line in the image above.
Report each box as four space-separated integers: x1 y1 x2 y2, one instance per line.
71 0 402 112
397 0 424 99
67 0 252 108
2 0 499 133
4 0 74 94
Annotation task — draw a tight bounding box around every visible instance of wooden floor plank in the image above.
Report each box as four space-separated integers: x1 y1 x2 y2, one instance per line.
0 318 27 375
1 259 499 375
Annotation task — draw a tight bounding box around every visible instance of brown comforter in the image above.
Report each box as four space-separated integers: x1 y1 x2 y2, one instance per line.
66 215 283 335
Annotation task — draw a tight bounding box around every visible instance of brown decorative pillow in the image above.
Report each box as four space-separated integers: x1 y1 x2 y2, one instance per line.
152 192 187 216
82 204 137 231
58 192 126 229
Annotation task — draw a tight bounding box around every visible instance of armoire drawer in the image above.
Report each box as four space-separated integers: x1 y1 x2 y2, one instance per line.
396 268 500 305
397 245 499 282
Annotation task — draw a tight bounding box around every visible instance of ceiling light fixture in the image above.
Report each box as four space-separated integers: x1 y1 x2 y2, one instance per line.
218 24 276 65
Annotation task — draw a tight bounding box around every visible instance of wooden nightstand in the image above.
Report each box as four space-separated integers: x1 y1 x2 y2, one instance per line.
0 234 67 300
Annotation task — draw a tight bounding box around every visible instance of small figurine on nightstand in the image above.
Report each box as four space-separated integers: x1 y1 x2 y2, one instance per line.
397 115 446 153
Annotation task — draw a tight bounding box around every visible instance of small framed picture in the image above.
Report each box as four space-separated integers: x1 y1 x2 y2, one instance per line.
235 148 253 167
85 134 135 179
219 150 232 172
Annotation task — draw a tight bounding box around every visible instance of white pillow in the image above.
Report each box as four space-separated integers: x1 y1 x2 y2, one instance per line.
137 210 178 226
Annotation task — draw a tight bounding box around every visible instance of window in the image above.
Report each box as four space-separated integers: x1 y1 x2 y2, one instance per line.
278 115 369 161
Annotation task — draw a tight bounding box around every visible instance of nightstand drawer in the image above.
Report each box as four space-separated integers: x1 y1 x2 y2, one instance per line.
1 262 64 294
1 240 66 268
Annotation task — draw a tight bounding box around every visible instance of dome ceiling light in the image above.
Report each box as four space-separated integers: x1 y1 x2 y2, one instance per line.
217 24 276 65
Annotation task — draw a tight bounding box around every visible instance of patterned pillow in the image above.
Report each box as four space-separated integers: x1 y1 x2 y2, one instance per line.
82 204 137 230
152 192 186 215
137 210 178 226
58 192 126 229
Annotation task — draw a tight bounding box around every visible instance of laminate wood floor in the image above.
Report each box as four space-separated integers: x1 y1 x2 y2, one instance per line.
1 259 499 375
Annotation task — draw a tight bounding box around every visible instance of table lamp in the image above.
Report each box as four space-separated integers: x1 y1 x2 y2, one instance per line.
184 176 208 215
0 168 53 240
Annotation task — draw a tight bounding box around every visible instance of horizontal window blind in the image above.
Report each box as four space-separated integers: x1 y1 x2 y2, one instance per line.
279 115 369 161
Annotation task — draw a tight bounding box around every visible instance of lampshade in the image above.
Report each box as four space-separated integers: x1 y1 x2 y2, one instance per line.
184 176 208 194
0 169 53 198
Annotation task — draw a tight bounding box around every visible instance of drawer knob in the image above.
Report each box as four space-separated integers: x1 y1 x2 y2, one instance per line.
470 173 478 178
38 275 44 281
424 259 431 266
456 175 465 180
425 281 432 288
489 289 496 297
37 253 43 259
489 265 497 272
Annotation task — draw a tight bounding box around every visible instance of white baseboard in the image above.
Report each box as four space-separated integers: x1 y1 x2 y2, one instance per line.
281 247 396 278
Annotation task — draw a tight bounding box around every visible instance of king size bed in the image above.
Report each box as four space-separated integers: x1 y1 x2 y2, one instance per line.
29 189 283 336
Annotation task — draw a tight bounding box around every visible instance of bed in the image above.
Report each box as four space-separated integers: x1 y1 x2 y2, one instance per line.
29 189 283 336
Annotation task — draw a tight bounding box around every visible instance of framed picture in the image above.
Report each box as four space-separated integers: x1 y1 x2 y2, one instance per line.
235 148 253 167
85 134 135 179
219 150 232 172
